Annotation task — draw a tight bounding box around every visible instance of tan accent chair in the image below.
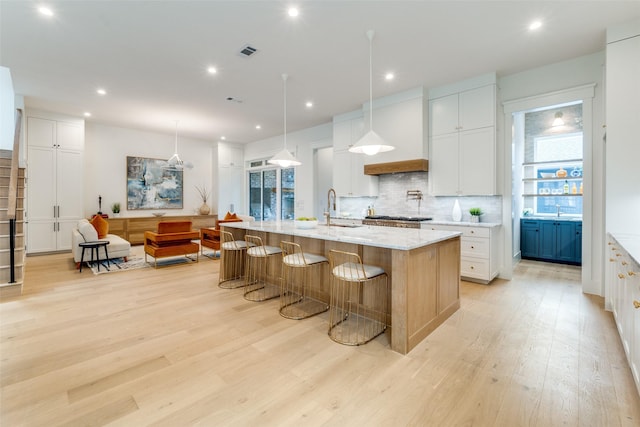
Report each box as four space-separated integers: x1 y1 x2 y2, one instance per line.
144 221 200 267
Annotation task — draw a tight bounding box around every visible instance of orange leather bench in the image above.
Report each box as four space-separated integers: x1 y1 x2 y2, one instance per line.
144 221 200 267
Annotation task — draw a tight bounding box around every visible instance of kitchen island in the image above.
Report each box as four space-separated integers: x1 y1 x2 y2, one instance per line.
221 221 462 354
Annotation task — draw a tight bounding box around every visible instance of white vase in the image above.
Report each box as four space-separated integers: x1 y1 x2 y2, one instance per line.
452 199 462 222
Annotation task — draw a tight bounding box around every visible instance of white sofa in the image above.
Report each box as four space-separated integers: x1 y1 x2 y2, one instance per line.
72 219 132 268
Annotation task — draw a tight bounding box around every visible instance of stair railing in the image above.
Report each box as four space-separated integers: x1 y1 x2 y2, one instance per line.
7 108 22 284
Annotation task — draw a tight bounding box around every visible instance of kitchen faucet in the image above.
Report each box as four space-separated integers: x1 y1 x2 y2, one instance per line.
556 204 561 217
324 188 336 226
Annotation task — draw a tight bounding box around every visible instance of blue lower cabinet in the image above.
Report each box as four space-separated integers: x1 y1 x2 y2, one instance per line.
521 220 540 258
521 219 582 265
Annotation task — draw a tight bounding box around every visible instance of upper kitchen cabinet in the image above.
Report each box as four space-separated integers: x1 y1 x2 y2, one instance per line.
429 73 497 196
333 114 379 197
362 87 428 165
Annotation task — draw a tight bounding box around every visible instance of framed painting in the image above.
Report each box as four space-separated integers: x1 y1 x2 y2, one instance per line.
126 156 183 210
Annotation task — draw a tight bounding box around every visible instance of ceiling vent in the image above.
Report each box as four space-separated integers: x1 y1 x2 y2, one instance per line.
239 45 258 57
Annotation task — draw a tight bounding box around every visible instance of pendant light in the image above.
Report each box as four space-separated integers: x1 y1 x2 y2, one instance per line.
552 111 564 127
268 73 301 167
165 120 193 170
349 30 394 156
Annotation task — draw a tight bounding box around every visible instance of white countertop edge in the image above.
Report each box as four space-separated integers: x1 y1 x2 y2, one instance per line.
610 233 640 266
221 221 462 251
427 220 502 228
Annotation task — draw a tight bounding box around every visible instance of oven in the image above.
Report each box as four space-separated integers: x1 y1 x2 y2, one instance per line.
362 215 433 229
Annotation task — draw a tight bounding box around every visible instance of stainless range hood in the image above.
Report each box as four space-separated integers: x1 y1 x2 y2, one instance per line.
363 158 428 175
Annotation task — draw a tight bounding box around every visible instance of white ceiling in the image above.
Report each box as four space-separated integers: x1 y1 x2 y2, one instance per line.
1 1 639 143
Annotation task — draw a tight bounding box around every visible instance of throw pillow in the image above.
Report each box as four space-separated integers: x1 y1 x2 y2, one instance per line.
90 215 109 239
78 219 99 242
224 211 234 220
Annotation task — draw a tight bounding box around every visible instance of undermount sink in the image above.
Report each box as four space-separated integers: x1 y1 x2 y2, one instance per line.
319 224 362 228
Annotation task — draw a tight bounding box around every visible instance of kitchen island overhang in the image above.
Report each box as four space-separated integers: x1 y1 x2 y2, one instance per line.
221 221 462 354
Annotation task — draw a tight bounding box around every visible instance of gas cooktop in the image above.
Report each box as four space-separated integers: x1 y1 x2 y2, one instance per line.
364 215 433 222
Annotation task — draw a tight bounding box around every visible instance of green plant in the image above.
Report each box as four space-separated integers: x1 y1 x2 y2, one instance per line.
296 217 317 221
469 207 483 216
111 202 120 213
195 185 209 203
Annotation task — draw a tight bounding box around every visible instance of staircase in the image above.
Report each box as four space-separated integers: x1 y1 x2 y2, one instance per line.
0 110 25 299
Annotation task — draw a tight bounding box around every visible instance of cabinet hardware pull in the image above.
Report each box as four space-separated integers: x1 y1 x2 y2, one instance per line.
634 301 640 309
618 273 625 279
471 246 475 249
616 253 622 257
622 261 628 266
610 258 615 262
629 271 636 276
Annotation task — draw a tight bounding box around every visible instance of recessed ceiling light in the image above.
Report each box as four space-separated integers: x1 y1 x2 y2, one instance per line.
529 20 542 31
255 125 261 130
207 66 217 74
385 72 395 81
96 88 107 96
38 6 54 17
83 112 91 117
305 101 313 108
288 7 299 17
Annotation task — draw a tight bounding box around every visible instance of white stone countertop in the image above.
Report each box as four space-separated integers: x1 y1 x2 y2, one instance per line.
610 233 640 266
221 220 461 251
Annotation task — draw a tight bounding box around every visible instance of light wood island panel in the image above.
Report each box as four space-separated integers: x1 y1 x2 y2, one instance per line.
223 221 461 354
107 215 217 245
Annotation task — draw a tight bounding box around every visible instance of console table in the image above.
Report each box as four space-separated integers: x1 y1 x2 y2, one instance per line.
106 215 217 245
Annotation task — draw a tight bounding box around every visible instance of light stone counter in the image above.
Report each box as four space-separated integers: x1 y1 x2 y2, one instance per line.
222 220 462 354
427 220 501 228
611 233 640 266
222 220 461 250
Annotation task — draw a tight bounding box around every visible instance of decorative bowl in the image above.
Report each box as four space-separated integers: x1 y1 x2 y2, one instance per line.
152 212 166 217
540 172 555 178
294 220 318 229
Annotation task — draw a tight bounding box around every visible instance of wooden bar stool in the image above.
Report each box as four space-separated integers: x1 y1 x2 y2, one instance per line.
244 234 282 301
218 230 250 289
279 241 329 319
328 249 388 346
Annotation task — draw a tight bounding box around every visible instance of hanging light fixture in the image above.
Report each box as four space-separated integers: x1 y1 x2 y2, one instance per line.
552 111 565 127
165 120 193 170
268 73 301 167
349 29 394 156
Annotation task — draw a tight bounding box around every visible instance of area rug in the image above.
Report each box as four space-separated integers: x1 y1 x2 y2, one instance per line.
89 256 149 275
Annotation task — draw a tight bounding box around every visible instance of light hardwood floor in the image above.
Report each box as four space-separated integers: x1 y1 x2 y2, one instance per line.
1 248 639 426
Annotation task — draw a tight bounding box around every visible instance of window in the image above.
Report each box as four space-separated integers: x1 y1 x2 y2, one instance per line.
248 165 295 221
522 102 583 216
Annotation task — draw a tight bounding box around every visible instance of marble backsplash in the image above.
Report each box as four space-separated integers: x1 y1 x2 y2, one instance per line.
337 171 502 223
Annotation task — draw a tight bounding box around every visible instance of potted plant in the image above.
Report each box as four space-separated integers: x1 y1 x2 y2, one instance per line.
469 207 483 223
196 185 210 215
111 202 121 217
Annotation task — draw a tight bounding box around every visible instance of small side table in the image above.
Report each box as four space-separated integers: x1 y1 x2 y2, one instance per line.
79 241 110 273
200 227 221 258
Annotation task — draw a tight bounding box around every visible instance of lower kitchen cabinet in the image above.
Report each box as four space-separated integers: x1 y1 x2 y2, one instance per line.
520 218 582 265
425 222 500 284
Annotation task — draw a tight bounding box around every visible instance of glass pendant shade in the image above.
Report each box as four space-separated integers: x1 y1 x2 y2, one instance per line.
349 29 394 156
268 73 301 167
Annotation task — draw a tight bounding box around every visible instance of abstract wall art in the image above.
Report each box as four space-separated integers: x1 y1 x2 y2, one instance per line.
126 156 183 210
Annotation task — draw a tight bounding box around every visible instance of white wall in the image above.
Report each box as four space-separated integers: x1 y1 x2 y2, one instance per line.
0 66 15 150
243 123 333 218
499 51 606 294
84 122 216 218
217 142 244 215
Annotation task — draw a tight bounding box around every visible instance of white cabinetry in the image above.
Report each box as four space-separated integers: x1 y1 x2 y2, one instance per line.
425 223 500 283
26 115 84 253
607 234 640 396
218 143 244 213
429 77 496 196
332 117 378 197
